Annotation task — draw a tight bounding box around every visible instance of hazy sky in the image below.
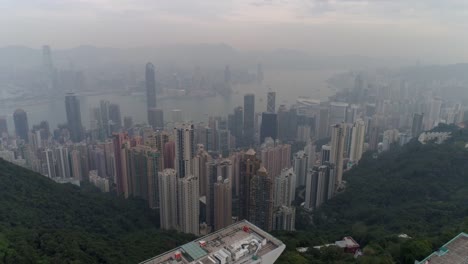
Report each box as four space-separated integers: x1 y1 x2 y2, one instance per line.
2 0 468 61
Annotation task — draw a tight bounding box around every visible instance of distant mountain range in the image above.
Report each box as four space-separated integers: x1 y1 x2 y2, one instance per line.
0 43 418 71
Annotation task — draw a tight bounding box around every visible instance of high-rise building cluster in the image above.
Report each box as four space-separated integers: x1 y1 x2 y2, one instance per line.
1 63 466 240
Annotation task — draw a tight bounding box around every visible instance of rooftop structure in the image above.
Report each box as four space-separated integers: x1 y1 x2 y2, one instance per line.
416 232 468 264
140 220 285 264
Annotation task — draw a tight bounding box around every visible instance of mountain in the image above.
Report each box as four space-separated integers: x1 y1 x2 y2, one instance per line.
275 124 468 264
0 159 194 263
0 44 415 71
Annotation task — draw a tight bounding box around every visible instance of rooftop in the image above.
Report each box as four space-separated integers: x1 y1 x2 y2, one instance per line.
140 220 285 264
417 232 468 264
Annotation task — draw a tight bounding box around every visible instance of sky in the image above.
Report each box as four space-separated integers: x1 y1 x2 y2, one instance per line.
2 0 468 62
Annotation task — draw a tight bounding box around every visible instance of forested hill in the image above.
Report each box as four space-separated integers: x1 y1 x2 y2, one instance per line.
0 159 194 263
276 125 468 264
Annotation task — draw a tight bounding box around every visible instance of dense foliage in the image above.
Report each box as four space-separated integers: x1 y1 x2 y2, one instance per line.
0 161 194 263
276 125 468 264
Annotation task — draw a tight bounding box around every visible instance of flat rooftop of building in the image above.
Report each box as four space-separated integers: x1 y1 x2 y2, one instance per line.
417 232 468 264
140 220 284 264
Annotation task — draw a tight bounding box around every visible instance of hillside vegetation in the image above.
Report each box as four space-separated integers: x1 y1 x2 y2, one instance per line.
0 160 194 263
276 125 468 264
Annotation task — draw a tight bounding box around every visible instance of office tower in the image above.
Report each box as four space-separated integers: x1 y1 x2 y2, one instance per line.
0 116 8 137
127 145 160 209
273 206 296 231
159 169 178 230
55 146 71 178
177 175 200 235
249 166 274 231
411 113 424 138
174 123 195 178
171 109 183 123
13 109 29 143
276 105 288 141
193 145 211 196
267 91 276 113
317 107 330 139
206 159 232 229
243 94 255 146
329 102 349 126
108 103 122 131
65 93 84 142
124 116 133 130
113 133 130 196
275 168 296 207
293 151 308 187
330 123 346 187
260 112 277 143
349 119 366 163
74 143 90 181
346 104 361 123
261 143 291 180
239 149 261 220
213 177 232 231
148 108 164 130
230 106 244 147
146 63 157 125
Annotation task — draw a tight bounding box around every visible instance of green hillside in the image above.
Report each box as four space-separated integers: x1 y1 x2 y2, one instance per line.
0 160 194 263
276 125 468 264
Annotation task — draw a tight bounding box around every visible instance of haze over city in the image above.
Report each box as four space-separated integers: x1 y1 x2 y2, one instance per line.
1 1 468 264
2 0 468 62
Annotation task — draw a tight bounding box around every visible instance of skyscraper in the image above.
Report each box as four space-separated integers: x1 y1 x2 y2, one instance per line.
239 149 261 220
159 169 178 231
146 63 157 125
330 123 346 188
174 123 195 178
293 151 308 187
273 206 296 231
232 106 244 147
349 119 366 163
108 103 122 131
274 168 296 207
148 108 164 130
305 165 334 210
267 90 276 113
126 145 160 209
213 177 232 231
260 112 277 143
249 166 274 232
177 175 200 235
260 143 291 180
243 94 255 146
113 133 130 196
206 159 232 229
317 107 330 139
65 93 84 142
13 109 29 143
